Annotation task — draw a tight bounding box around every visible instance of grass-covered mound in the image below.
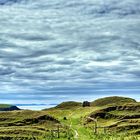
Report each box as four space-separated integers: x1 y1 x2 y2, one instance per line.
0 110 61 139
86 102 140 134
0 104 20 111
0 104 11 108
47 96 136 110
91 96 136 107
54 101 82 109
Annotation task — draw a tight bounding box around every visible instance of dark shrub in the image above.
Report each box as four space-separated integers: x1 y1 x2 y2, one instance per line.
82 101 90 107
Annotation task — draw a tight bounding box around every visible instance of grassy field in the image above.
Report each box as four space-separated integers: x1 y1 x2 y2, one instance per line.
0 104 12 108
0 96 139 140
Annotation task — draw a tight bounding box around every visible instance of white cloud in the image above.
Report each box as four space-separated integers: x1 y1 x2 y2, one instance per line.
0 0 140 103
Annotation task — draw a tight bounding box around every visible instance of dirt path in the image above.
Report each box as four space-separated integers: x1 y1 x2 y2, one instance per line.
74 130 79 139
69 122 79 139
68 112 79 139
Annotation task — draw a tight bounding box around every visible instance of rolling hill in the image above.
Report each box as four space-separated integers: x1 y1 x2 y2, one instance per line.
0 96 139 140
90 96 136 106
0 104 20 111
53 101 82 109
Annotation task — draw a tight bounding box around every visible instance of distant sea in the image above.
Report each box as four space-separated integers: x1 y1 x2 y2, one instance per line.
15 104 57 110
14 93 140 110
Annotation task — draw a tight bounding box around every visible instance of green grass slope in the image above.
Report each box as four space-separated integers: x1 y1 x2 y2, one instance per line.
0 110 61 139
0 104 20 111
0 104 12 108
53 101 82 109
91 96 136 107
86 102 140 135
0 96 139 140
45 96 140 140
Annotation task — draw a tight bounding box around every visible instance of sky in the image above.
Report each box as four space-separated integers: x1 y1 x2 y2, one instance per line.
0 0 140 110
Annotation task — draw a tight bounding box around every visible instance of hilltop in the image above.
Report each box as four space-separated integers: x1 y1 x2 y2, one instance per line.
90 96 136 106
46 96 137 110
53 101 82 109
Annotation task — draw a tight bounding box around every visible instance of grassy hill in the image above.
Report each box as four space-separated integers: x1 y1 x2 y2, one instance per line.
91 96 136 106
0 96 139 140
0 110 61 139
0 104 12 108
53 101 82 109
0 104 20 111
86 102 140 134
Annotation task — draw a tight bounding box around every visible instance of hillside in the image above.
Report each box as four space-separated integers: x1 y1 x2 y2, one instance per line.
47 96 136 110
0 96 139 140
0 104 20 111
0 110 61 139
54 101 82 109
91 96 136 107
45 97 140 140
86 102 140 135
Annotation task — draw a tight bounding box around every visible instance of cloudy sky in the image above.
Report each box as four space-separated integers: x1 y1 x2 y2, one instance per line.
0 0 140 109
